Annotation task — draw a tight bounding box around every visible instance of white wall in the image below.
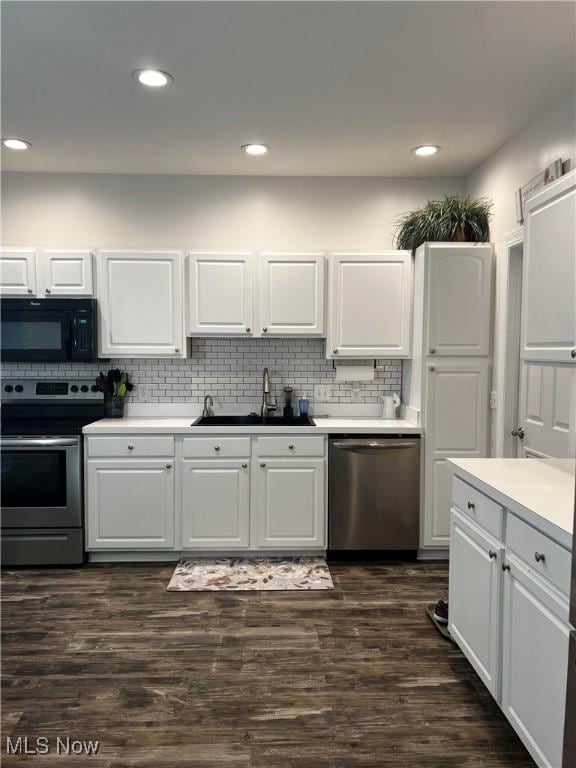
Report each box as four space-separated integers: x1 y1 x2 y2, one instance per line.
465 94 575 243
1 173 462 250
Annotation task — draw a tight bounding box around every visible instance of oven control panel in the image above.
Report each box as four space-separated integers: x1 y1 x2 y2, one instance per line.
2 380 104 402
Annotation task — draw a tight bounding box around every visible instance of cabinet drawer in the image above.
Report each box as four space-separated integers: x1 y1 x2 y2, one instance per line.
506 513 571 596
87 436 175 458
256 436 326 458
453 477 503 540
182 437 251 458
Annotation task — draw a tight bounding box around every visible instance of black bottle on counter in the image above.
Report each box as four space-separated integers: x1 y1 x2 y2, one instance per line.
283 386 294 417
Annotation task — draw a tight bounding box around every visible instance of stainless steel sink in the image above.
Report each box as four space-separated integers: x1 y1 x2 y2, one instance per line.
192 414 315 427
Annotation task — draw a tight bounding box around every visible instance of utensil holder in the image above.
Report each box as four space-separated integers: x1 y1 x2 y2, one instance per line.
104 397 125 419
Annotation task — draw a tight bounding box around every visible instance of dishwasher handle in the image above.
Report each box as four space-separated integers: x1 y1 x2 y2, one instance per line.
331 441 418 450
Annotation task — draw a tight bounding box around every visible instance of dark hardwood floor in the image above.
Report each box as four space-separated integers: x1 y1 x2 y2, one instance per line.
1 562 532 767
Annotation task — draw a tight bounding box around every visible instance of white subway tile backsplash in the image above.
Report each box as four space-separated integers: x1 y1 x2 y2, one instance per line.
2 338 401 405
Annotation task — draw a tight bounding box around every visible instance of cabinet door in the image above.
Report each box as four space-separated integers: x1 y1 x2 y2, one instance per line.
187 252 254 335
86 461 175 549
425 244 493 357
253 459 325 549
522 171 576 363
422 362 489 548
98 250 184 357
501 557 570 768
449 508 502 698
259 252 325 336
516 362 575 458
181 461 250 549
41 250 93 296
326 251 412 358
0 248 37 296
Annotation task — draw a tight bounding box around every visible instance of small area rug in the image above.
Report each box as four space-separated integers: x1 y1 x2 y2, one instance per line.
167 557 334 591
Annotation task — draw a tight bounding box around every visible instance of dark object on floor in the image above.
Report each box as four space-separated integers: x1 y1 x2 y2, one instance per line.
426 601 454 642
434 598 449 624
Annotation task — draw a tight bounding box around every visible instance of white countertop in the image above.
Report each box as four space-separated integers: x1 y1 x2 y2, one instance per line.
83 416 421 435
449 458 575 547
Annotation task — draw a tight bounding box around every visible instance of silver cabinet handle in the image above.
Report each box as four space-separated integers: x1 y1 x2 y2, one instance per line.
263 328 268 333
242 463 248 469
430 348 436 354
488 550 497 560
332 441 417 450
1 437 78 448
502 563 511 572
246 327 251 333
214 446 221 452
260 463 266 468
333 350 338 354
27 288 33 294
511 427 525 439
467 501 475 510
175 348 180 353
534 552 546 563
45 288 51 294
128 444 134 450
165 464 172 470
572 348 576 359
288 444 294 450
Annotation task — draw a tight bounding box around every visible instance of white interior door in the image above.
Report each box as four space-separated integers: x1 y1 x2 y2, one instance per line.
41 250 93 296
181 461 250 549
326 251 412 358
423 361 489 548
0 248 37 296
187 252 254 335
521 171 576 363
425 243 493 357
515 362 576 458
98 250 184 357
259 252 325 336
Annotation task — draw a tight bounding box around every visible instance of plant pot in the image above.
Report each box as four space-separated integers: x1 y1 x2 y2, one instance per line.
104 397 125 419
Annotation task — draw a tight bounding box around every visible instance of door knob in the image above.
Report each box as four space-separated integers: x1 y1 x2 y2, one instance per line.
571 348 576 359
214 446 220 452
165 464 172 470
128 444 134 450
246 327 251 333
242 463 248 469
27 288 33 294
45 288 51 294
511 427 525 439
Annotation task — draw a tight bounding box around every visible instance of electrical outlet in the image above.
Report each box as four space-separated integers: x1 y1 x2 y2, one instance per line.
350 386 363 403
314 384 332 401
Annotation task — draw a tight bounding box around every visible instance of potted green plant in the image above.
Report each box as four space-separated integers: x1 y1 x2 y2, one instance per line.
394 195 493 252
95 369 134 418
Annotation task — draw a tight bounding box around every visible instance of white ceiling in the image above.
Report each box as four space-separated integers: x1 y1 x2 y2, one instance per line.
2 1 574 176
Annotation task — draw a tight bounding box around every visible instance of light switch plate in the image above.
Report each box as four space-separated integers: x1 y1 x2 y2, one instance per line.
314 384 332 401
489 390 497 410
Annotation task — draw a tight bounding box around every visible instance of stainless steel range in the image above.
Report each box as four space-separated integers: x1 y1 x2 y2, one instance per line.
1 379 104 566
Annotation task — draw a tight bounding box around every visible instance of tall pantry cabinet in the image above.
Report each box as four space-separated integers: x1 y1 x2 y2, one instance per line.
403 243 494 550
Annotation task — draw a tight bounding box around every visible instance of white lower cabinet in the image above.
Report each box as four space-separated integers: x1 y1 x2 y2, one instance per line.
181 460 250 549
253 459 325 549
501 557 570 768
86 460 175 549
449 508 502 698
449 474 571 768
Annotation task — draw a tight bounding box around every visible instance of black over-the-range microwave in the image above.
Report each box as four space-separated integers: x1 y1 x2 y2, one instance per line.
1 298 98 362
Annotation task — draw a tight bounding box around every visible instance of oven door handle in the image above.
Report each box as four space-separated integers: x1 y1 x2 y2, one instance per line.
0 437 79 448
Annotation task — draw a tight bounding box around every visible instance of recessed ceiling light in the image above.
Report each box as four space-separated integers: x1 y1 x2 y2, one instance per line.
242 143 269 156
412 145 441 157
2 138 32 151
133 69 174 88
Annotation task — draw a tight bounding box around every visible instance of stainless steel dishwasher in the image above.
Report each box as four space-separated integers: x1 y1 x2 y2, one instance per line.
329 436 420 553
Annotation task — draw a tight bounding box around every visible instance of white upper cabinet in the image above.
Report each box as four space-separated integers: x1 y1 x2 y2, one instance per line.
259 252 325 336
98 250 184 357
424 243 493 357
187 252 254 336
41 249 93 296
522 171 576 363
326 251 413 358
0 248 37 295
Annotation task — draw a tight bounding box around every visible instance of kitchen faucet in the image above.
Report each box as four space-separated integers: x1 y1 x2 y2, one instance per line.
202 394 214 418
261 368 277 418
